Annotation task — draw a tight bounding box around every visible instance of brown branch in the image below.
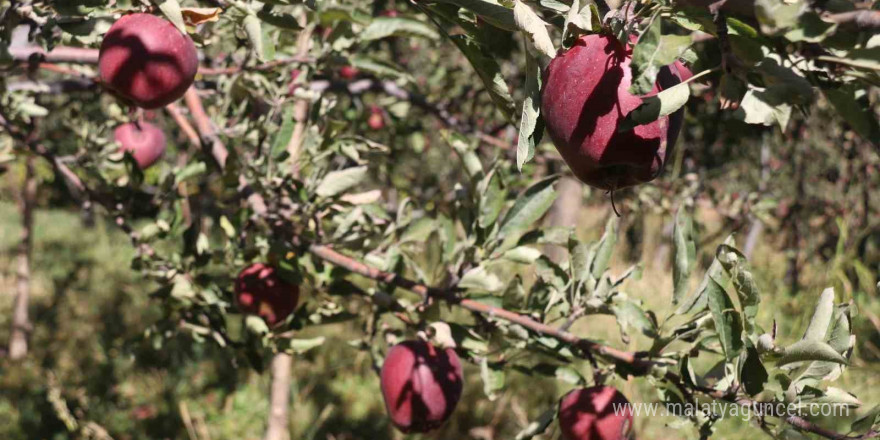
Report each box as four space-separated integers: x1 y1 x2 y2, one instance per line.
8 45 312 76
183 87 228 169
305 242 647 369
824 10 880 31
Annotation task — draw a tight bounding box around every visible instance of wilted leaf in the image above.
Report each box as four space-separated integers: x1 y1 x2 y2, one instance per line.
517 50 543 170
777 339 848 366
706 276 743 360
181 7 221 26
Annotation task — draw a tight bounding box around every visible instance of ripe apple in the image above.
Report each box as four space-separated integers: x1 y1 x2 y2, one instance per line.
99 13 199 109
380 340 463 433
541 34 687 190
558 386 634 440
339 65 359 80
114 121 166 169
234 263 300 327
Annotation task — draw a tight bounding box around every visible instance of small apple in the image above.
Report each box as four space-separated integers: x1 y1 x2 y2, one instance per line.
558 386 634 440
339 65 359 80
114 121 166 169
541 34 686 191
368 106 385 130
235 263 299 327
99 13 199 109
380 340 463 433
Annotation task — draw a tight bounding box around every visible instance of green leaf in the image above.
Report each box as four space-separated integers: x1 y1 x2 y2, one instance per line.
740 344 768 396
502 246 542 264
716 245 761 332
803 288 835 342
824 86 880 144
629 18 693 95
515 407 556 440
562 0 598 47
242 15 265 61
478 168 505 229
611 298 657 340
737 88 793 130
480 358 505 400
434 0 517 31
513 0 556 59
777 339 848 366
256 7 303 30
459 265 504 292
517 50 543 170
754 0 804 35
706 276 743 360
175 162 207 183
851 404 880 434
620 79 690 131
498 176 558 239
281 336 326 354
315 166 369 198
568 235 590 283
672 205 696 306
362 17 439 40
271 107 295 159
157 0 187 34
590 216 618 280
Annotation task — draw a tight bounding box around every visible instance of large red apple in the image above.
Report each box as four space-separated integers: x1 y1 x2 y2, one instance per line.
558 386 634 440
114 121 166 169
234 263 299 327
541 34 687 190
380 340 463 433
99 13 199 109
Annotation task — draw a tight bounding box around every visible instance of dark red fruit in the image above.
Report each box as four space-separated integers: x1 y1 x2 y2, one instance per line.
558 386 634 440
541 34 686 190
380 340 463 433
234 263 299 327
99 13 199 109
339 65 359 80
114 121 166 169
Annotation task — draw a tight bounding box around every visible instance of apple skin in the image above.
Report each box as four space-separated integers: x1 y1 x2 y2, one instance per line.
114 121 166 169
541 34 686 190
558 386 634 440
380 340 464 433
234 263 300 327
99 13 199 109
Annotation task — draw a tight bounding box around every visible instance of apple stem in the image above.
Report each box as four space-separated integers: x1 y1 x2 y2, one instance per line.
609 188 621 217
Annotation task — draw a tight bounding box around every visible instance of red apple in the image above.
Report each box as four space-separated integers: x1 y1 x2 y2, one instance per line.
558 386 634 440
339 65 359 80
234 263 299 327
114 121 166 169
368 107 385 130
99 13 199 109
541 34 686 190
380 340 463 433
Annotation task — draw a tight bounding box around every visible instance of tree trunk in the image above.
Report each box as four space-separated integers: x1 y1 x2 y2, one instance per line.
543 177 583 263
9 156 36 360
264 352 293 440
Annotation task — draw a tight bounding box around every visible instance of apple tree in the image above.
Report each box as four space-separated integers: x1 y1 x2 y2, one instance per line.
1 0 878 438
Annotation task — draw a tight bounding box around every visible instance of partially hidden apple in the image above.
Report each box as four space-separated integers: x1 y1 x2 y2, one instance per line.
114 121 166 169
99 13 199 109
234 263 300 327
380 340 463 433
558 386 634 440
541 34 688 191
